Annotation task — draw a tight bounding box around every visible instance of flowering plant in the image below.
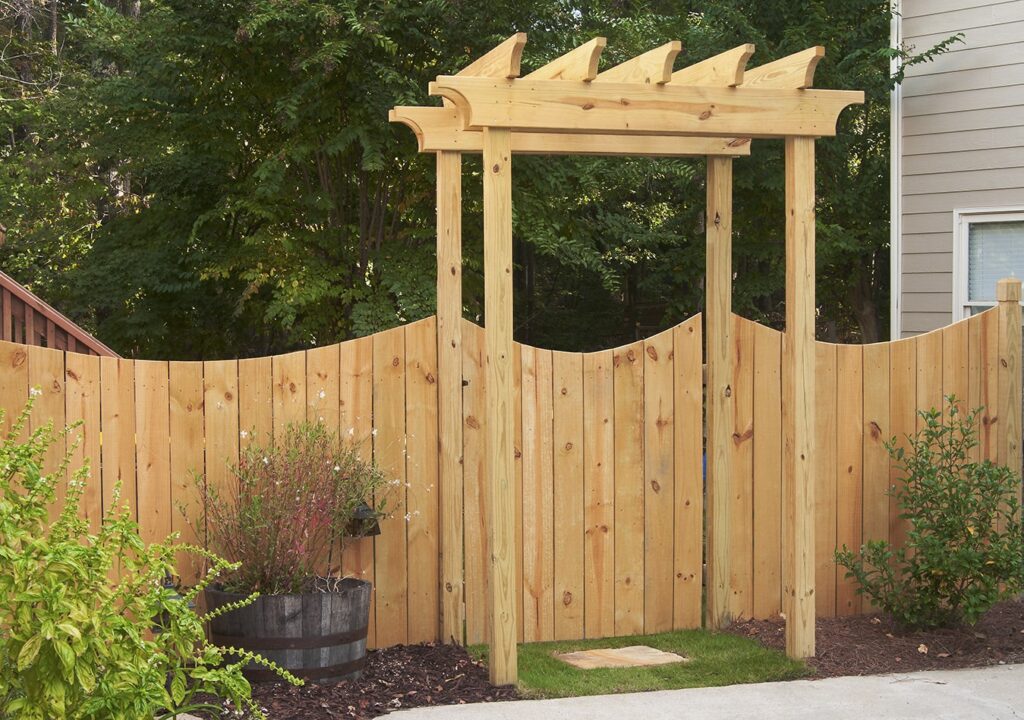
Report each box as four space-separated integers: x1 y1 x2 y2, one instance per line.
193 422 388 595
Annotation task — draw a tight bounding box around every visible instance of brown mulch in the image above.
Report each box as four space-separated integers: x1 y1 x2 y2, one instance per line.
726 597 1024 678
237 643 518 719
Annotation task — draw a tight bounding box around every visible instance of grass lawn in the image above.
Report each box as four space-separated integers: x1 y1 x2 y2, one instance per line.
471 629 809 698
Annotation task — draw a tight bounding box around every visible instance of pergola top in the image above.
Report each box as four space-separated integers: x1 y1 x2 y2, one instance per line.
391 34 863 155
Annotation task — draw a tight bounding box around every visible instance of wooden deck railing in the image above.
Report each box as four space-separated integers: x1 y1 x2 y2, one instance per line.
0 271 117 357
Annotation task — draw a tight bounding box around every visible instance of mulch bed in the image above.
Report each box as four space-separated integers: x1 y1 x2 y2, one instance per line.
235 643 518 719
726 597 1024 678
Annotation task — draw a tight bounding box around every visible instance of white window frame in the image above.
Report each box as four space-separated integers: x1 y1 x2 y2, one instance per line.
952 206 1024 322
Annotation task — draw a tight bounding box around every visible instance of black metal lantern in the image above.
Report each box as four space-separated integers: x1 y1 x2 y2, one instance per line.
344 501 382 538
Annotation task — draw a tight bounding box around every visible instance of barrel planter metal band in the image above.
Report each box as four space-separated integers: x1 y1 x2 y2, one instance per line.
205 578 372 683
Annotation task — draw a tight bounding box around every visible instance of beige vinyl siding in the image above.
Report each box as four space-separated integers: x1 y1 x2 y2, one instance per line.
899 0 1024 337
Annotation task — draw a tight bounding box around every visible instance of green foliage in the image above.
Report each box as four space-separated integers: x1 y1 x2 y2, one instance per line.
836 397 1024 629
0 395 298 719
1 1 962 356
194 420 390 595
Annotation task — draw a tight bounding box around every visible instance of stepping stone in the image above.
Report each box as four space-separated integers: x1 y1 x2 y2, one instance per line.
555 645 689 669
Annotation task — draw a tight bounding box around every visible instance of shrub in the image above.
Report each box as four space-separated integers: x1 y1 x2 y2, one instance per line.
193 421 390 595
836 396 1024 629
0 396 297 719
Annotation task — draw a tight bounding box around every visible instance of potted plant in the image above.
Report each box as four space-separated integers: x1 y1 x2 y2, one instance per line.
193 421 388 683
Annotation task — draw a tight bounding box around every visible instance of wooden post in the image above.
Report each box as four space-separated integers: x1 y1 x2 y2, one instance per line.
705 156 733 629
482 127 518 684
997 278 1022 503
437 150 465 644
783 136 816 659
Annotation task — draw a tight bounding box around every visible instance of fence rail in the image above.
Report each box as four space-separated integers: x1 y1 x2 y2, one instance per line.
0 294 1019 649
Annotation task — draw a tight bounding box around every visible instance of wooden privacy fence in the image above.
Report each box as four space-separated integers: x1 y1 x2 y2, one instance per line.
725 297 1020 624
0 287 1019 650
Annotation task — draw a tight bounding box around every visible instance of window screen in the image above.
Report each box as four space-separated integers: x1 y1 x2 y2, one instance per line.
967 220 1024 303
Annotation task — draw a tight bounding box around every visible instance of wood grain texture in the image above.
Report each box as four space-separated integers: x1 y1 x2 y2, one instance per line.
339 336 376 647
742 47 825 89
643 329 675 634
273 351 306 439
436 150 465 645
100 357 136 518
527 38 606 81
730 316 755 620
888 338 917 555
813 343 837 618
203 360 239 549
521 345 554 642
705 156 733 628
613 342 645 636
405 317 440 644
752 324 783 619
0 342 28 437
373 326 408 649
783 136 815 658
169 361 205 583
135 360 170 544
673 315 703 629
583 350 615 639
552 350 585 640
672 44 755 87
997 280 1022 490
462 320 488 645
430 77 863 139
65 352 101 533
595 41 681 85
835 344 863 616
238 357 273 448
482 126 517 683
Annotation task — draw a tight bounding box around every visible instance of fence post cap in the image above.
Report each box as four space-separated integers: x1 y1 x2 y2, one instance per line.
997 277 1022 302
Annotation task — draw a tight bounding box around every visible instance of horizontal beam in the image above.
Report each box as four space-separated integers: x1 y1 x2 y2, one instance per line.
389 106 751 156
429 77 863 138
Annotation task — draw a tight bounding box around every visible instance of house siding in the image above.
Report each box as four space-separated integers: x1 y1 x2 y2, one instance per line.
897 0 1024 337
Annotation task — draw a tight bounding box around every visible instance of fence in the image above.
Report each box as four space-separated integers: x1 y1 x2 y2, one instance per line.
0 289 1019 649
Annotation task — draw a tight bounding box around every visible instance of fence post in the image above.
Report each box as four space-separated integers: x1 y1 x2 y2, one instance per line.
783 136 816 659
705 156 733 630
436 150 465 644
482 127 518 685
997 278 1022 501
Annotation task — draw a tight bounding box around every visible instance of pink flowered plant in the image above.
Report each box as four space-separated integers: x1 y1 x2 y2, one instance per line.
191 422 389 595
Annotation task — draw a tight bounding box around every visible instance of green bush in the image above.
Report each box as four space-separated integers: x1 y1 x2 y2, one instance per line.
0 396 297 719
836 396 1024 629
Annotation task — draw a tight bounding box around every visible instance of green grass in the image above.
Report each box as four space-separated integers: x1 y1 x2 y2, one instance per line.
471 629 809 698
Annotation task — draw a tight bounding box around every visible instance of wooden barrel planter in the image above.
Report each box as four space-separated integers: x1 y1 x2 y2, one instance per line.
206 578 372 683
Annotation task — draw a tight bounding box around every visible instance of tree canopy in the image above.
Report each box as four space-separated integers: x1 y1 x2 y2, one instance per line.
0 0 957 358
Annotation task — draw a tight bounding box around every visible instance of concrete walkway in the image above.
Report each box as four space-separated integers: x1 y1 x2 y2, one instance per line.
396 664 1024 720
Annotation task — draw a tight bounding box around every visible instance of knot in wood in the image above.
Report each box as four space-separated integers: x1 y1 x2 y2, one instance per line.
492 163 501 173
699 109 712 120
224 391 233 402
562 591 573 606
646 346 658 361
445 582 453 592
626 349 636 363
713 212 722 227
564 441 573 451
650 479 661 493
426 372 436 384
67 369 80 382
288 382 296 393
11 350 26 367
392 356 400 367
724 384 732 398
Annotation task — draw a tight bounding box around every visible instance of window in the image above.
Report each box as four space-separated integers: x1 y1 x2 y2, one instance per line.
953 207 1024 321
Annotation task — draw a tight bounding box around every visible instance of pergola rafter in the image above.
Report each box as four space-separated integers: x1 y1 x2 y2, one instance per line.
391 33 864 686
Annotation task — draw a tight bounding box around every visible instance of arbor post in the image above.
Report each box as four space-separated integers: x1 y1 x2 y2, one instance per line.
783 136 816 659
482 127 518 684
705 156 734 629
436 150 465 644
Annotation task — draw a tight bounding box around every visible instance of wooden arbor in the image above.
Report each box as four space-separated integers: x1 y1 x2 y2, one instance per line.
391 33 863 683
